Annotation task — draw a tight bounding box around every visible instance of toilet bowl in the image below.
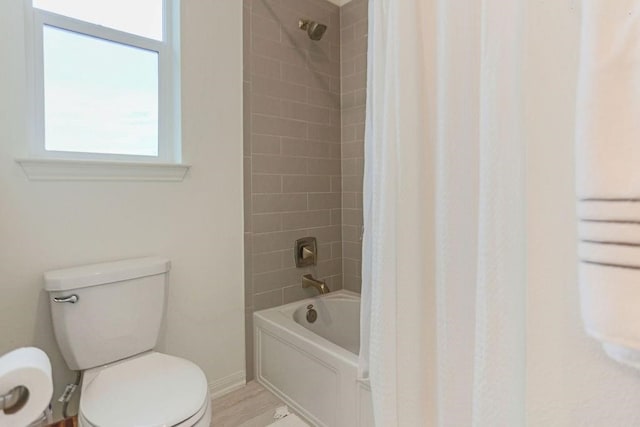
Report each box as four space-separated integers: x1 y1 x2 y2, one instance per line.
44 257 212 427
78 352 211 427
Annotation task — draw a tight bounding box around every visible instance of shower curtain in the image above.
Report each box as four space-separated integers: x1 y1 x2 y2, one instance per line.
359 0 527 425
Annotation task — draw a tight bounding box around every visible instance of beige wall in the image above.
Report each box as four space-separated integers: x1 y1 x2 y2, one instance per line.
524 1 640 425
340 0 367 293
243 0 343 379
0 0 244 419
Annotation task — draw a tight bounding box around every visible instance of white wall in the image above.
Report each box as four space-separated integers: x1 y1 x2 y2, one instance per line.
524 1 640 425
0 0 244 419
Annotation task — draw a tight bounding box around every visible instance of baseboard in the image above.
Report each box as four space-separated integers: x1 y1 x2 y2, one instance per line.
209 370 246 399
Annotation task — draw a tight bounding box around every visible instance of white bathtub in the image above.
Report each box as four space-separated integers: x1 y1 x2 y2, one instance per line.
254 290 374 427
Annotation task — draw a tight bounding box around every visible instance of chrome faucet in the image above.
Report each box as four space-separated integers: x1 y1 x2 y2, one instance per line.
302 274 330 295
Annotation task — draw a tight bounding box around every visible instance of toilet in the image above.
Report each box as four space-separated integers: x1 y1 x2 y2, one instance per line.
44 257 212 427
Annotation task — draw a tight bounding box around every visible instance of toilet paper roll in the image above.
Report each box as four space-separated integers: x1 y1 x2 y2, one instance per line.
0 347 53 427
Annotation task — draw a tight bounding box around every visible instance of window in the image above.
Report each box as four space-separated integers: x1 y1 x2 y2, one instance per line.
25 0 181 165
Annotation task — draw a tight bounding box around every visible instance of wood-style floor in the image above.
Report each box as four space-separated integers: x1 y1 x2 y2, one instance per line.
211 381 288 427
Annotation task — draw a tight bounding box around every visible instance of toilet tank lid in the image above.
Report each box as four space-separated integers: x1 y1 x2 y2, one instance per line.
44 257 171 292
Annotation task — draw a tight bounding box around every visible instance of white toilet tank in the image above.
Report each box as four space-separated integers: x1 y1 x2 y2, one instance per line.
44 257 170 371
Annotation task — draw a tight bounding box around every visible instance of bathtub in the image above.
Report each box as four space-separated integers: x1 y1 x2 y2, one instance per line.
254 290 374 427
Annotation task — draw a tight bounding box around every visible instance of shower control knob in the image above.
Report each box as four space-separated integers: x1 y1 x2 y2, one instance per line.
301 246 314 259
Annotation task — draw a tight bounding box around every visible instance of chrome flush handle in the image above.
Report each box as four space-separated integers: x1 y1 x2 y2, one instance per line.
53 295 79 304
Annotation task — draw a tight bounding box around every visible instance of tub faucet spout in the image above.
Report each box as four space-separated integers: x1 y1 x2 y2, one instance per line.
302 274 330 295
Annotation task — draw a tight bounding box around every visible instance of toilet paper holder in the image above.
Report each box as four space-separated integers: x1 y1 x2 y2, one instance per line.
0 385 29 414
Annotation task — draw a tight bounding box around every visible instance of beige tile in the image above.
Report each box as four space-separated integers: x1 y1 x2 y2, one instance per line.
355 52 367 73
308 123 340 142
282 249 295 270
307 158 341 175
342 141 363 158
342 71 367 92
308 192 341 209
253 289 284 311
331 242 343 259
331 208 341 225
251 12 281 42
340 157 359 174
343 208 363 227
307 87 340 109
252 213 282 233
280 101 331 125
343 241 362 260
309 225 342 243
343 274 362 293
340 123 356 142
326 274 343 291
252 74 307 102
330 143 342 159
317 258 342 277
281 0 338 17
252 174 281 194
341 192 356 209
252 154 306 174
282 283 323 303
282 175 331 193
341 25 355 46
342 106 365 126
342 224 362 242
329 108 341 126
252 193 308 213
354 88 367 106
252 36 307 68
252 134 281 155
253 251 283 274
253 266 312 293
253 229 309 254
281 139 334 158
253 114 308 139
281 63 310 87
251 94 280 116
330 76 341 94
282 210 331 230
354 192 363 209
343 258 361 278
251 0 282 22
316 242 333 262
308 72 334 92
331 176 342 192
251 55 280 80
307 53 340 78
342 175 363 192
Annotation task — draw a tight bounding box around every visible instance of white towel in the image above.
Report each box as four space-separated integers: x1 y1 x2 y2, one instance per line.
576 0 640 363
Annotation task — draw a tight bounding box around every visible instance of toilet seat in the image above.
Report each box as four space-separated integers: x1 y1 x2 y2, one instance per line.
79 352 210 427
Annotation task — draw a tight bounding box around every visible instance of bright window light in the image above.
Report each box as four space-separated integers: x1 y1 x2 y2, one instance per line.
43 26 159 156
33 0 163 40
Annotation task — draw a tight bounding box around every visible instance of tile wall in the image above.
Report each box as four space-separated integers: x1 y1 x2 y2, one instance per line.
340 0 367 293
243 0 368 379
243 0 343 379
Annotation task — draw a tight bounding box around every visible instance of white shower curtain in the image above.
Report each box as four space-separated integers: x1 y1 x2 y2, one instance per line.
359 0 527 425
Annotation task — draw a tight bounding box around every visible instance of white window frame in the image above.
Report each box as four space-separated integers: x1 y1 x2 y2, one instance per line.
19 0 188 181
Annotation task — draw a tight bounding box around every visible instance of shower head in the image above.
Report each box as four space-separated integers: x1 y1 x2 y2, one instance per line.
299 19 327 41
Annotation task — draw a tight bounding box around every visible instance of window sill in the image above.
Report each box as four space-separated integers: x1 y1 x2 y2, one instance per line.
16 158 190 181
